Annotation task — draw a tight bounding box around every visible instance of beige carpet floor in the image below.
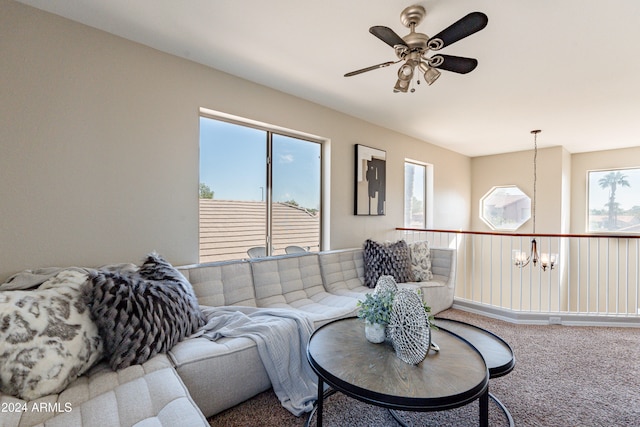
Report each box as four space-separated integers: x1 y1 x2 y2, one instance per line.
208 309 640 426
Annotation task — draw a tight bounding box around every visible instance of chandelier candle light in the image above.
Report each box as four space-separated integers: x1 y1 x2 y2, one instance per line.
512 130 558 271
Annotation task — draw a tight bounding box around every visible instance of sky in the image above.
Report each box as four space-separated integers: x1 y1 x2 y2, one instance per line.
200 115 638 215
588 168 640 211
199 117 321 210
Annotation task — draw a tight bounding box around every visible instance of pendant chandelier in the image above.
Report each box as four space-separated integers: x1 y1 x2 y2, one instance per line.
512 130 558 271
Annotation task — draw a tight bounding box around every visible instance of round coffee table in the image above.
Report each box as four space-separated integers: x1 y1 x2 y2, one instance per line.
306 317 490 426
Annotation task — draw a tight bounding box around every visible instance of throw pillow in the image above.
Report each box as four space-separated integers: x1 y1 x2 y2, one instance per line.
86 267 203 370
0 270 103 400
363 239 415 288
409 240 433 281
137 252 205 329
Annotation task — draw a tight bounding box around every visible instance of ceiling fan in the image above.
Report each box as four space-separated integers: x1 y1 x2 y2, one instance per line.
345 5 488 93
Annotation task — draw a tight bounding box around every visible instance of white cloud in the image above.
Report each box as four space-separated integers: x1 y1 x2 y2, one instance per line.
279 154 294 163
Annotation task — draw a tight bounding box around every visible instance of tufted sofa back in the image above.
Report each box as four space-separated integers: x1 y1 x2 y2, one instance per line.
249 253 325 307
178 260 256 307
177 245 456 314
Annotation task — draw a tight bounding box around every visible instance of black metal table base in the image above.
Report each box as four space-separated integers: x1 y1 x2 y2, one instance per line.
307 387 515 427
490 392 515 427
304 382 335 427
388 391 514 427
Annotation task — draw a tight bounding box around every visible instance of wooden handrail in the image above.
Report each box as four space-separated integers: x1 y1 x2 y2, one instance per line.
396 227 640 239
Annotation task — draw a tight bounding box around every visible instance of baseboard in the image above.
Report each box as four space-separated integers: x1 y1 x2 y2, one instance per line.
452 299 640 328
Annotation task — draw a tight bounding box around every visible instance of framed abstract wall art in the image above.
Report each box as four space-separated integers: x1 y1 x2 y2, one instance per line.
354 144 386 216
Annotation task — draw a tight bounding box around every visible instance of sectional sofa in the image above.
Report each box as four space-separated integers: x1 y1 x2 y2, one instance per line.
0 245 455 426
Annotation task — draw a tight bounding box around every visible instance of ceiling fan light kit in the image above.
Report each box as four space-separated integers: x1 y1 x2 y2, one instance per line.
346 5 488 93
420 63 441 86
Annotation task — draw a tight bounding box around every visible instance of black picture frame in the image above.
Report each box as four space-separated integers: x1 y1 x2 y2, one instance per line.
354 144 386 216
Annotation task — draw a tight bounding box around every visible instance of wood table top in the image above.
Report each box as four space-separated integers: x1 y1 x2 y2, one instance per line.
434 318 515 378
307 317 489 411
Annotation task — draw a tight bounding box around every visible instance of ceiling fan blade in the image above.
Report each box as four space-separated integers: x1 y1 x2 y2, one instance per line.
344 61 396 77
431 54 478 74
428 12 488 50
369 26 407 48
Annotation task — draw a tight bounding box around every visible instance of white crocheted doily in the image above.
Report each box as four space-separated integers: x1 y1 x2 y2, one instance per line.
387 288 430 365
374 275 398 296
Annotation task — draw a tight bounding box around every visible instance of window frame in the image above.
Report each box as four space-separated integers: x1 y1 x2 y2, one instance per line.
403 159 433 229
199 108 328 261
586 166 640 234
480 185 531 231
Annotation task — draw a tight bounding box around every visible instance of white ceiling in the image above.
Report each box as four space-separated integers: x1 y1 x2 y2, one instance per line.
17 0 640 157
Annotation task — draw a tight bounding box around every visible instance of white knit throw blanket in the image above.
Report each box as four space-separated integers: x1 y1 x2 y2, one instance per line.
192 306 318 416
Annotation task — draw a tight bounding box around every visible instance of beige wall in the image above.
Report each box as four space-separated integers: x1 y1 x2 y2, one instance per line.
470 146 568 234
0 1 471 282
471 144 640 236
571 146 640 234
469 143 640 316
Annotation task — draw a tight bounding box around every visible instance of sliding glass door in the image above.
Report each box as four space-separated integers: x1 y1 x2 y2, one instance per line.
199 115 321 262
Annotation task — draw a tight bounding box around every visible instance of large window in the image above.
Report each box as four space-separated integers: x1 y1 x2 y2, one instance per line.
199 114 322 262
588 167 640 233
404 161 432 228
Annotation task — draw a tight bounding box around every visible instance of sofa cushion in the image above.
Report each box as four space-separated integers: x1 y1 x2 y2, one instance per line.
178 261 256 307
363 239 415 288
0 354 208 427
86 270 203 370
251 254 325 306
250 254 358 326
318 249 369 298
0 270 103 400
169 335 271 418
409 240 433 281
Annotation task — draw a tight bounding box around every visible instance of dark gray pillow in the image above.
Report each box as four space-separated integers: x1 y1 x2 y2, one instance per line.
363 239 415 288
86 268 203 370
138 252 205 329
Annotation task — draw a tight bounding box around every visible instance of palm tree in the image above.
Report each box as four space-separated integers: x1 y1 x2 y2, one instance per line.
598 171 630 229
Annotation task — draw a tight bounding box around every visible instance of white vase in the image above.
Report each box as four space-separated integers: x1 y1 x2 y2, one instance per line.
365 321 386 343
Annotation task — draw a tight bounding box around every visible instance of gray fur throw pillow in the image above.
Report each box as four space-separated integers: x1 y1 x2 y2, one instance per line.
363 239 415 288
138 252 205 329
86 255 204 370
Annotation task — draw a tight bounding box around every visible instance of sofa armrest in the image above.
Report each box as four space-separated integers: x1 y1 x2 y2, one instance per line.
430 247 456 290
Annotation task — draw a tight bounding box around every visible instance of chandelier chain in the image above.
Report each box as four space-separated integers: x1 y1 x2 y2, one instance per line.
531 130 540 235
513 129 557 271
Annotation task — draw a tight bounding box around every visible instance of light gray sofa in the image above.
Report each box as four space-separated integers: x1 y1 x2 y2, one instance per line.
0 354 209 427
1 245 455 426
172 246 455 418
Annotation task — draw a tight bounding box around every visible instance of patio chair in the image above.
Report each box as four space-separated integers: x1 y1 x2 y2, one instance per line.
285 245 307 254
247 246 267 258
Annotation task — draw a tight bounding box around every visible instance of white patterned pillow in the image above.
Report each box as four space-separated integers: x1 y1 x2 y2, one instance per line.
409 241 433 281
0 270 103 400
